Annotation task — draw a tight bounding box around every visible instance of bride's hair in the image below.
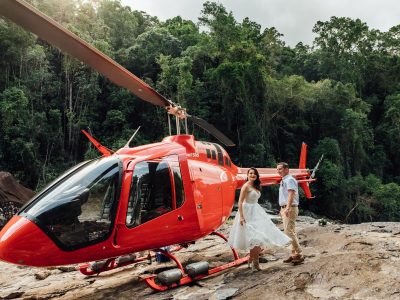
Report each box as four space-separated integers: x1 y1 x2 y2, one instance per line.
247 167 261 191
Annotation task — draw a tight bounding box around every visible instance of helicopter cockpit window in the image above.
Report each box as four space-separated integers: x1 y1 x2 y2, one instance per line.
21 157 121 251
126 155 184 227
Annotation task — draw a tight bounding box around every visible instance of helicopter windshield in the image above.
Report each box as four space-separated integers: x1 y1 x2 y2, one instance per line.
21 157 121 251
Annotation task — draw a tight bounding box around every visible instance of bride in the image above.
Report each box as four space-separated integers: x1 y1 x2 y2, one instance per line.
228 167 291 271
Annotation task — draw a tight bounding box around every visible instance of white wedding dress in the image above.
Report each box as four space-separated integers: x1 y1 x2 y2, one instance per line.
228 188 291 250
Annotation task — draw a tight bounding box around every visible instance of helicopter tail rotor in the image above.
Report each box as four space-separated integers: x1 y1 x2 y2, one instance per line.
298 152 324 199
311 154 324 179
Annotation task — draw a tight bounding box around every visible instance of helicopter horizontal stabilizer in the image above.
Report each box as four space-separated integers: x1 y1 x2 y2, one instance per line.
236 143 315 198
236 168 315 199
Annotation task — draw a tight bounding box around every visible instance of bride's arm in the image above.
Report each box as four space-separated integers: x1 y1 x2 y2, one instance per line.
239 184 248 226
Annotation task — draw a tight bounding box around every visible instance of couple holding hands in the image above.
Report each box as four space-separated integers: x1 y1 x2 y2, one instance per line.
228 163 304 271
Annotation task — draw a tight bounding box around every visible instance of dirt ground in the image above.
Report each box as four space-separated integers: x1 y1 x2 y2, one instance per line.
0 218 399 300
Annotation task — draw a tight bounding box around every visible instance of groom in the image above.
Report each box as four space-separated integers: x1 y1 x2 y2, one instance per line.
277 162 304 265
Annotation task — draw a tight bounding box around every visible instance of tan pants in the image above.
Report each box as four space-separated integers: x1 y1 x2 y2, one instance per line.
281 206 302 256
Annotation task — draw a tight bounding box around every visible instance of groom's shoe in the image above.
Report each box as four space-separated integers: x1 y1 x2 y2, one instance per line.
252 259 262 271
291 255 305 265
247 254 253 269
283 256 294 263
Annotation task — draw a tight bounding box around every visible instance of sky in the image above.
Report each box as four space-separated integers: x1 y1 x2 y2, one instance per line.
121 0 400 47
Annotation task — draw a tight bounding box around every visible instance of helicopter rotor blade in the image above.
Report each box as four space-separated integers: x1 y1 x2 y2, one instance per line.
0 0 170 107
0 0 236 146
187 115 235 147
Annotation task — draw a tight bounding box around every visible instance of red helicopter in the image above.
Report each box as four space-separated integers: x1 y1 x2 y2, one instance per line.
0 0 317 291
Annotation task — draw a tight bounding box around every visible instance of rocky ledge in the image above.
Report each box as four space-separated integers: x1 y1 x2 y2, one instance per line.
0 172 35 228
0 218 399 300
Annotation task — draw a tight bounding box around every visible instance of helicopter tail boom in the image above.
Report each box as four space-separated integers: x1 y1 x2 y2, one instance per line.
235 143 315 198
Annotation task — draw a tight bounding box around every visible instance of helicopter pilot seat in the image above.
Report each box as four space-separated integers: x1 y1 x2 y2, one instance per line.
140 164 172 223
126 160 176 227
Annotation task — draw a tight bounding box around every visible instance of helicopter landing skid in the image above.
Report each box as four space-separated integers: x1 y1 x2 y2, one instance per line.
141 231 249 291
78 246 183 276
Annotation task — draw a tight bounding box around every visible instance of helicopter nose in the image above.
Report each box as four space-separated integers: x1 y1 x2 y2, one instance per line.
0 215 55 266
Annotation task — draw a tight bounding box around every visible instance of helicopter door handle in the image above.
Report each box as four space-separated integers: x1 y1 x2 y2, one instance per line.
113 224 123 247
178 215 184 221
113 229 119 247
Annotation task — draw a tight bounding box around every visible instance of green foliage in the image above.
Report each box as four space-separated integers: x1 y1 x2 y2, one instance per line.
163 17 200 49
313 137 342 165
0 87 40 186
318 160 344 192
103 109 126 132
1 0 400 222
377 93 400 179
98 0 157 49
199 1 240 52
156 54 193 107
373 183 400 221
125 27 182 79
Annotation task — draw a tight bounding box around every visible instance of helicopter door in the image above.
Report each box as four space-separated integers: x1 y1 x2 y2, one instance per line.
125 155 184 227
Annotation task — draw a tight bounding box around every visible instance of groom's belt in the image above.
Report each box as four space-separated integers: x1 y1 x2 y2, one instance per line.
280 205 298 208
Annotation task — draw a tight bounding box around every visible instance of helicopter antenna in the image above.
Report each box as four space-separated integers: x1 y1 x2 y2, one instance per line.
311 154 324 178
124 126 141 148
167 113 172 136
184 109 188 134
176 115 180 135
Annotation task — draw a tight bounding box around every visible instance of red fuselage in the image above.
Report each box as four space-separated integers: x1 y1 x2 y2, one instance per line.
0 135 239 266
0 135 312 267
